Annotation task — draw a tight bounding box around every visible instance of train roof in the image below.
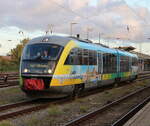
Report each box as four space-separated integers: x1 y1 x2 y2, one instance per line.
117 49 138 58
28 35 71 46
28 35 137 58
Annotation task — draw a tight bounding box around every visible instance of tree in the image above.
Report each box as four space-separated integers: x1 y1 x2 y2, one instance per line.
9 38 30 65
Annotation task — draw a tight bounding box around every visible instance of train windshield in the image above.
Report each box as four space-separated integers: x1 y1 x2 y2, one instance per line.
22 43 62 61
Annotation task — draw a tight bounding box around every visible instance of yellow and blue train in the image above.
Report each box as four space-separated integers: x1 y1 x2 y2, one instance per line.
20 35 138 97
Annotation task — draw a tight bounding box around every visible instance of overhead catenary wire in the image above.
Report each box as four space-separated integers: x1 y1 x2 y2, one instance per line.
47 0 150 47
50 0 102 32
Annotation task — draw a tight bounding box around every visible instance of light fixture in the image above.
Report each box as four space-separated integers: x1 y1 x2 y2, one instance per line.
24 68 28 73
48 69 52 74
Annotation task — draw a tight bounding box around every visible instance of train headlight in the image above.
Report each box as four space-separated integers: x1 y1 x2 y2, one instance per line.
24 68 28 73
48 69 52 74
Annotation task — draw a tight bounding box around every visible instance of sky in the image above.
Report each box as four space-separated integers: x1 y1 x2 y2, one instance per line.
0 0 150 55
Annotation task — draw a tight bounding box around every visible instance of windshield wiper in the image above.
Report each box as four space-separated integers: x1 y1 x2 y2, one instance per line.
34 55 42 60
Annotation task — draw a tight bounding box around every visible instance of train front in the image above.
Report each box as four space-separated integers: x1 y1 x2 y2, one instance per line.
20 38 63 97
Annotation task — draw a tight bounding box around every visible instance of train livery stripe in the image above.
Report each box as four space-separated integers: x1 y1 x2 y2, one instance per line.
102 73 117 80
50 40 78 86
51 40 135 86
102 72 132 80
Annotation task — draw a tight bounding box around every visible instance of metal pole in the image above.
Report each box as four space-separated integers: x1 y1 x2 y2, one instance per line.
70 23 77 36
86 27 93 40
70 23 72 36
87 28 89 40
99 33 100 44
139 41 142 53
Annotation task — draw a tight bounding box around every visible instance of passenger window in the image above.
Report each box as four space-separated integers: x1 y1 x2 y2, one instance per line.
65 48 76 65
65 48 97 65
77 49 82 65
83 49 89 65
103 53 117 73
120 56 129 72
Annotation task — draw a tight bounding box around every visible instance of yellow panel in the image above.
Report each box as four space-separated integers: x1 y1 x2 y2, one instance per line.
50 40 79 86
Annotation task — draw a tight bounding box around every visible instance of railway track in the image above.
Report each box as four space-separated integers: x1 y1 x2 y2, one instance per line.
0 72 149 121
111 96 150 126
0 84 113 122
65 85 150 126
0 97 71 121
0 79 150 122
0 72 19 88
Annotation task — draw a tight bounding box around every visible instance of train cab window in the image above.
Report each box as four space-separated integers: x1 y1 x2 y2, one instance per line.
23 43 62 61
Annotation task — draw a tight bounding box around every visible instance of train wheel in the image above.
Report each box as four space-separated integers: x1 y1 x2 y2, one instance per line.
130 75 138 82
114 78 120 87
72 84 84 98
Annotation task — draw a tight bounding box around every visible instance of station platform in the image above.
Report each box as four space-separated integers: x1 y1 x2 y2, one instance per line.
124 102 150 126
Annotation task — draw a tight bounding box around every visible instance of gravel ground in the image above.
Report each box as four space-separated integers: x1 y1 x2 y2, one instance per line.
0 79 149 126
0 86 28 105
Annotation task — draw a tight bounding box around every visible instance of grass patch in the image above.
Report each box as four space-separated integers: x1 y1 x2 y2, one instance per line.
62 106 70 112
24 116 40 126
0 87 27 105
48 106 63 116
0 121 14 126
75 98 86 103
79 105 89 113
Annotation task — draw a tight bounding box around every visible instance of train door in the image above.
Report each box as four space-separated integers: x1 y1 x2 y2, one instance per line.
116 50 120 79
97 51 102 86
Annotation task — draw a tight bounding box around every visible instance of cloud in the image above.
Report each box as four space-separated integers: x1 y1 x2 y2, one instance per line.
0 0 150 42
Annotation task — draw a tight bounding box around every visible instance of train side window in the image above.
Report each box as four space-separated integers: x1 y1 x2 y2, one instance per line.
125 56 129 71
103 53 117 73
111 54 117 73
89 50 93 65
89 50 97 65
105 53 110 73
93 51 97 65
120 56 130 72
65 48 76 65
65 48 98 66
103 53 107 73
77 48 82 65
132 58 138 66
105 53 108 73
120 56 123 72
83 49 89 65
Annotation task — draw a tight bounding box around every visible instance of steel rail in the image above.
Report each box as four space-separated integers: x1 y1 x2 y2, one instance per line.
0 74 149 121
65 85 150 126
0 97 71 121
111 96 150 126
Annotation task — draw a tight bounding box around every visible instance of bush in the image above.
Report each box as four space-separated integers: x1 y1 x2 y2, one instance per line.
0 57 18 72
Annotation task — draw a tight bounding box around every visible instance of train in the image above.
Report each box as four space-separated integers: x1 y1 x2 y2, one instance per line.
19 35 138 98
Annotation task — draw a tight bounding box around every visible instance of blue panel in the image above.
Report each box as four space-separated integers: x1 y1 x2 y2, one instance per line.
117 49 138 58
74 40 138 58
75 40 118 54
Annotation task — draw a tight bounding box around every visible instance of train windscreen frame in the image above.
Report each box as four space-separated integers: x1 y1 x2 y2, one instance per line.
22 43 63 61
